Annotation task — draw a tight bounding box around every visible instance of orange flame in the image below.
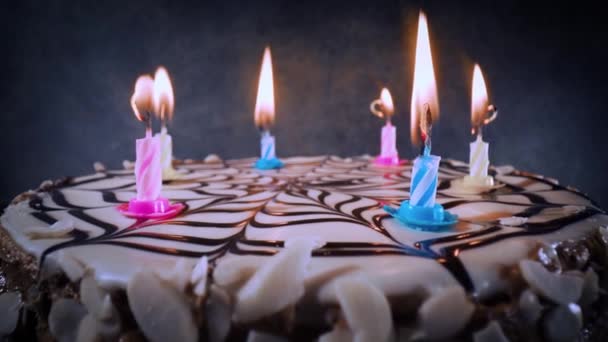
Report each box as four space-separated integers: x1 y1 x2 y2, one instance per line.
153 66 175 121
471 64 489 127
370 87 395 119
131 75 154 122
254 47 275 130
410 11 439 146
380 88 394 117
471 64 497 134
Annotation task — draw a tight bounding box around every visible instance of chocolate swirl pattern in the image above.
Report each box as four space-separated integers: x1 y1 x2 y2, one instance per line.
1 155 606 298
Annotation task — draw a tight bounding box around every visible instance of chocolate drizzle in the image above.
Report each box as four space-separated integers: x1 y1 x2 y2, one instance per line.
7 156 604 294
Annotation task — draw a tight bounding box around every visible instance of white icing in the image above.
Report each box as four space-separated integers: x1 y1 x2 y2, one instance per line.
1 155 606 325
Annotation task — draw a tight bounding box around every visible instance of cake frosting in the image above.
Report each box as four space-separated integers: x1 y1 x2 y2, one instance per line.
1 155 607 341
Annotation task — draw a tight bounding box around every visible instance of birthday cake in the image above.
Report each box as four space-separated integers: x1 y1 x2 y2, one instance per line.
1 155 607 341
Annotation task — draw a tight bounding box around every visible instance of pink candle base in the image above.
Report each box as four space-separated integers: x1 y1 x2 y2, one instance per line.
117 198 184 219
374 155 403 166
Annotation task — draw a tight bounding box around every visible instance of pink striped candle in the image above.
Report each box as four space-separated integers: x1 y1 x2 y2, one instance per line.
135 131 162 201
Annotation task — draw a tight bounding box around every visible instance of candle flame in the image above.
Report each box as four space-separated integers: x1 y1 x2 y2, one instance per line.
370 87 395 119
153 66 175 121
131 75 154 122
380 88 395 116
410 11 439 146
254 47 275 130
471 64 489 130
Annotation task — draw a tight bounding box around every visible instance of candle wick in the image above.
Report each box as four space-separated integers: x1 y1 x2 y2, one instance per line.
483 104 498 126
145 116 152 138
420 103 433 156
161 117 167 132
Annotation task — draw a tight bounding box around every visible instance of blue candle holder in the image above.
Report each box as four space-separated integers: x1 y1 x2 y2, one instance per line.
384 201 457 231
254 157 284 170
385 153 458 231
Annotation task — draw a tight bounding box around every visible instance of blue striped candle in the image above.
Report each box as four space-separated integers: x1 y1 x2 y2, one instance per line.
409 154 441 208
260 131 276 160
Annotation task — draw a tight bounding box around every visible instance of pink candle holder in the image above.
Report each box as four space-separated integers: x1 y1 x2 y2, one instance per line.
117 199 184 219
374 155 402 166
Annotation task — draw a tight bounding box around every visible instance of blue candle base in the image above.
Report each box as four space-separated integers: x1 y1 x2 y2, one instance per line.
254 157 284 170
384 200 458 231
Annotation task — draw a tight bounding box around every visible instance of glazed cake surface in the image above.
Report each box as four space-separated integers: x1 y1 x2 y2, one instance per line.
1 155 607 341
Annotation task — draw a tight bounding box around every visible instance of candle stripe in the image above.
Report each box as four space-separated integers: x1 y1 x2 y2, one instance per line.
260 133 276 160
411 167 426 190
412 169 435 200
411 167 437 207
263 143 273 160
469 137 489 178
416 178 437 207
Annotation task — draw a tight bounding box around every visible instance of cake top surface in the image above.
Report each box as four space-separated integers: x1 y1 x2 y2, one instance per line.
1 155 606 300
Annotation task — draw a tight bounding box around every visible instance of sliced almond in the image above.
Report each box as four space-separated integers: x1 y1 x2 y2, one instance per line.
518 289 542 323
25 219 74 239
332 277 392 342
418 286 474 340
519 259 583 305
543 304 582 342
127 270 197 342
0 292 22 337
473 321 508 342
49 298 87 342
233 237 318 323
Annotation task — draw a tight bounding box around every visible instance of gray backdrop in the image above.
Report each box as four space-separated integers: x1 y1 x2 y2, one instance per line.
2 0 607 208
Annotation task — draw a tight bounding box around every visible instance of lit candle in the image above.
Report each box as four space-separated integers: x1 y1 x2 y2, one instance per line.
383 11 457 229
464 64 498 186
409 11 440 208
130 76 162 201
370 88 400 165
254 47 284 170
118 75 184 219
152 66 177 179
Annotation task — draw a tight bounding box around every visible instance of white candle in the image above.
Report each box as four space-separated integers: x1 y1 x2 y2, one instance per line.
153 67 176 178
469 135 489 178
158 126 174 176
466 64 497 185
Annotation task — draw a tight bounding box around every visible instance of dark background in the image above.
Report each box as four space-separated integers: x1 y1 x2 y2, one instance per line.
1 0 607 207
